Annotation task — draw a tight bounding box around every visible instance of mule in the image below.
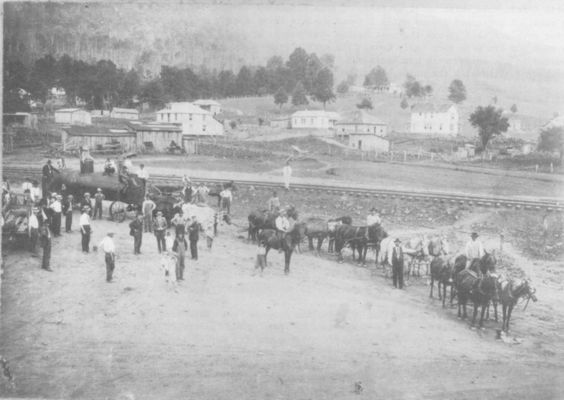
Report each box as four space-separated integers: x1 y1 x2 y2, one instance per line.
496 278 537 332
335 224 388 266
257 221 307 275
305 215 352 255
455 270 498 328
429 256 455 308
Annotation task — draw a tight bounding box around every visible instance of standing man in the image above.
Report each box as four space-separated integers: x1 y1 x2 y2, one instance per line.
93 188 105 220
142 195 156 233
365 207 381 240
28 207 39 256
275 209 290 241
62 194 74 232
388 238 405 289
172 231 188 281
464 232 485 270
98 232 116 282
153 211 168 253
187 216 200 261
80 206 92 253
194 182 209 204
50 194 62 237
30 180 41 203
41 160 58 198
219 185 233 215
129 213 144 255
171 211 185 236
137 164 149 192
39 224 53 271
183 179 193 203
282 160 292 191
267 191 281 213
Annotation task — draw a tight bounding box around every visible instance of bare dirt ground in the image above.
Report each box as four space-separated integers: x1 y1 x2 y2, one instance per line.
1 200 563 399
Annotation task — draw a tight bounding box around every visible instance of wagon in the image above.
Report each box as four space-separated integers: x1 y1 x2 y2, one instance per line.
46 168 181 222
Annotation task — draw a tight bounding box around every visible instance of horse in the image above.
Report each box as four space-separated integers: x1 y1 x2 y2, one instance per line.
334 224 388 266
455 270 498 328
403 235 431 278
429 256 455 308
495 277 537 332
304 215 352 255
257 221 307 275
247 206 298 242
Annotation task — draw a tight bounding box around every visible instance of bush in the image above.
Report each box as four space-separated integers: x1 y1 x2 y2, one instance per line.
229 121 237 129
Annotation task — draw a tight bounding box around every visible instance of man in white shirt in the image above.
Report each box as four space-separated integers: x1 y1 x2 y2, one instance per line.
282 160 292 191
28 208 39 255
80 207 92 253
98 232 116 282
275 209 290 243
137 164 149 191
142 195 156 233
50 194 63 236
465 232 485 270
220 187 233 215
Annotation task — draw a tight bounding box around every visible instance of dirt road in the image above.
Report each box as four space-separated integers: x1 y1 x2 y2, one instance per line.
1 212 563 399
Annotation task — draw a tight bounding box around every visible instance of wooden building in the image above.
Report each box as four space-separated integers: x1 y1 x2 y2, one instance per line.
111 108 140 120
129 122 184 152
55 108 92 125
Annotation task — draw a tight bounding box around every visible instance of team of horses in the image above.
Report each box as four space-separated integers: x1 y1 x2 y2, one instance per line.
247 209 537 332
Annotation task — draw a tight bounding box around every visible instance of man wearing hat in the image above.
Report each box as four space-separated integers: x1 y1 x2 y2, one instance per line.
153 211 168 253
465 232 485 270
129 213 144 255
62 194 74 233
41 159 58 198
39 223 53 272
98 232 116 282
93 188 105 220
49 194 63 236
81 192 93 217
388 238 405 289
79 206 92 253
187 215 201 260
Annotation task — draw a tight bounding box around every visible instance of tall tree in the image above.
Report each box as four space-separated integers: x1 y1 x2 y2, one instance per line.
291 81 308 106
253 66 269 95
448 79 467 104
140 78 166 108
235 66 254 96
320 53 335 70
469 105 509 150
403 74 432 98
538 127 564 163
311 67 335 109
286 47 309 86
273 86 288 110
363 66 389 87
304 53 322 92
28 54 58 101
217 70 236 97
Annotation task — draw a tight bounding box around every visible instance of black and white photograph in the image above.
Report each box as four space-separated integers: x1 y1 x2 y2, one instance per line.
1 0 563 398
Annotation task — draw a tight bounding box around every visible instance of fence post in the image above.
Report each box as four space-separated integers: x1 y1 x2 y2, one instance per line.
403 151 407 162
499 234 504 261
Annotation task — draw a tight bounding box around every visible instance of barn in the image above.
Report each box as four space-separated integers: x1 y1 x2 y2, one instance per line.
129 122 184 152
55 108 92 125
348 133 390 153
62 126 136 153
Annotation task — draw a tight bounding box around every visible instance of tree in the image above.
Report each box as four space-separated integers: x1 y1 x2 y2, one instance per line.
538 127 564 163
345 73 357 86
400 98 409 109
28 54 58 101
273 86 288 110
363 66 389 87
304 53 322 92
403 74 432 98
140 78 166 108
469 105 509 150
235 66 254 96
356 98 373 110
510 103 518 114
311 67 335 109
448 79 467 104
291 81 309 106
336 80 349 94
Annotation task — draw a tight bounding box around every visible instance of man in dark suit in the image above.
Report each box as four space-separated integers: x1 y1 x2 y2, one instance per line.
39 224 53 271
187 216 201 260
129 213 144 255
389 238 405 289
41 160 58 198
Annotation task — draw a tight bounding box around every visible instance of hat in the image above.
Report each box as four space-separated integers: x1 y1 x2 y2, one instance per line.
32 207 39 212
82 205 90 211
394 238 401 244
471 232 479 238
370 207 377 212
157 211 163 215
84 192 90 196
57 195 63 199
97 188 102 192
107 232 114 236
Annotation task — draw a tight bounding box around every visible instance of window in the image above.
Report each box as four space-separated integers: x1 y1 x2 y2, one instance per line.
167 113 171 122
189 114 192 121
203 125 206 132
301 118 306 125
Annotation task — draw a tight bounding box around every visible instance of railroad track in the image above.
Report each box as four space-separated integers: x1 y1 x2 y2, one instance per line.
3 166 563 211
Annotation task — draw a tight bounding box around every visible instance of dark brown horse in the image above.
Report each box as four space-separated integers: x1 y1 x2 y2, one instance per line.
248 206 298 242
335 224 388 266
429 257 455 308
305 216 352 254
258 221 307 275
497 278 537 332
455 270 498 328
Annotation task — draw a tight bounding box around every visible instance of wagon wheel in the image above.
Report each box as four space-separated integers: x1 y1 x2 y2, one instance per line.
110 201 127 222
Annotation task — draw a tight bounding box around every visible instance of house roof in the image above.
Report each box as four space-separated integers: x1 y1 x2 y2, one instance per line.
111 108 139 114
56 108 87 114
194 99 221 106
292 110 341 120
543 115 564 129
411 103 455 113
65 125 134 137
336 110 387 126
156 102 211 115
129 122 182 132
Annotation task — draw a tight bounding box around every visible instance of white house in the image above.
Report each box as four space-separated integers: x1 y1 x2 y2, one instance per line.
335 110 388 137
349 133 389 153
410 104 459 135
54 108 92 125
194 99 221 116
111 107 139 120
291 110 340 129
155 102 223 136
